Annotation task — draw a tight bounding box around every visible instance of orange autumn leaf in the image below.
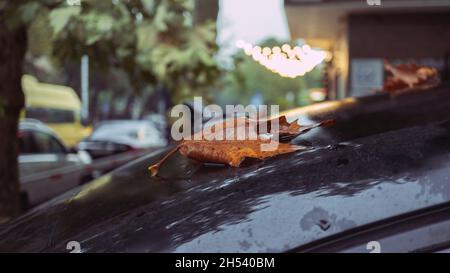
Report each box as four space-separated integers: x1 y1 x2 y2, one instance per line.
382 60 440 92
148 117 334 177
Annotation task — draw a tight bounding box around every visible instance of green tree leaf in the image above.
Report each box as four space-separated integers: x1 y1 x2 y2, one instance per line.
18 2 41 24
49 6 81 38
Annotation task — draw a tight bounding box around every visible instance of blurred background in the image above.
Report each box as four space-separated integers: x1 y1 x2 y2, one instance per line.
1 0 450 216
17 0 450 128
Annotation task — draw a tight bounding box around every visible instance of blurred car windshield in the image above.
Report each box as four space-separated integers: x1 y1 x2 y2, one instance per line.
25 107 75 123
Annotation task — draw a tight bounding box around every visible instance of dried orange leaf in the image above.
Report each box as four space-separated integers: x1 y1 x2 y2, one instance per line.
178 140 304 167
382 60 440 92
148 116 334 177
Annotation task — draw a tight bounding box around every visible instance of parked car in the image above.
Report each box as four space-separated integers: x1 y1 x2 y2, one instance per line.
77 120 167 159
2 119 450 252
2 86 450 253
18 119 92 209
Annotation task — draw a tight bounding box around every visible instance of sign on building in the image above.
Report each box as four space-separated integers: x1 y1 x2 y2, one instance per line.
351 58 384 97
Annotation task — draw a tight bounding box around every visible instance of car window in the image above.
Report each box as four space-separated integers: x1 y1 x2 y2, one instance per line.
18 131 39 154
33 132 66 154
26 107 75 123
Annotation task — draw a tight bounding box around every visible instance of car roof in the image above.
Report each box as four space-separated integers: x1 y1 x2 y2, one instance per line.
95 120 151 126
92 120 156 131
2 119 450 252
89 120 161 140
22 75 81 111
3 85 450 252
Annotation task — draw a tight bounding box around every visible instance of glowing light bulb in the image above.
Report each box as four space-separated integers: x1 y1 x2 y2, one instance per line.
281 44 291 53
272 46 281 54
262 47 271 56
288 51 296 59
236 40 326 78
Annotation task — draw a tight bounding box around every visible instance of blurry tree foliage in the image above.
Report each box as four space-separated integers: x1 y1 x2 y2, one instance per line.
7 0 221 101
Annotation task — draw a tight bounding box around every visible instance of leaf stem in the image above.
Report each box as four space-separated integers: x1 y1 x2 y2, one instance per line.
148 144 181 177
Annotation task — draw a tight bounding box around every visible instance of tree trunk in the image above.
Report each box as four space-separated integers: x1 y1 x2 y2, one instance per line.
123 93 134 119
0 21 27 224
89 88 99 123
108 92 117 119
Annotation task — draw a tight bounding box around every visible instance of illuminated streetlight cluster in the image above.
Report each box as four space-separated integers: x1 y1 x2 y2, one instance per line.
235 40 328 78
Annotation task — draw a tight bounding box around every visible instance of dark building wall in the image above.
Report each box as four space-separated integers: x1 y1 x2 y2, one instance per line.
348 11 450 59
347 11 450 95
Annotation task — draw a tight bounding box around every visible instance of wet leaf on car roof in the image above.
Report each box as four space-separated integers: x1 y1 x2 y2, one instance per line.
382 60 440 93
148 116 335 177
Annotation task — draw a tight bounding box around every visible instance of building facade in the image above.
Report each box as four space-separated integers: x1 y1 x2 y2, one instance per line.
285 0 450 99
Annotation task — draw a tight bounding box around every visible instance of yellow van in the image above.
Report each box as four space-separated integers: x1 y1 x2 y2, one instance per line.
20 75 92 148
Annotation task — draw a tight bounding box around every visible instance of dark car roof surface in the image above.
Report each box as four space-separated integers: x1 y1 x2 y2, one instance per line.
287 83 450 146
2 119 450 252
